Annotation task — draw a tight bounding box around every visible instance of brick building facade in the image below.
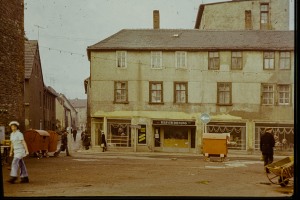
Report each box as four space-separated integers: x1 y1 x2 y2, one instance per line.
0 0 25 136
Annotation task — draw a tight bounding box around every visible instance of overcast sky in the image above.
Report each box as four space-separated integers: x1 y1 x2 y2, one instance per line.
24 0 295 99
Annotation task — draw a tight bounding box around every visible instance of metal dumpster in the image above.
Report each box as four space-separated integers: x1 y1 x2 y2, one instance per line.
202 133 228 161
24 129 50 153
46 130 59 152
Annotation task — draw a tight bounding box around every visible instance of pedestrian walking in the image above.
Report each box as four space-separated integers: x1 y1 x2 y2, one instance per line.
260 127 275 173
54 131 70 157
7 121 30 184
101 131 107 152
72 129 77 142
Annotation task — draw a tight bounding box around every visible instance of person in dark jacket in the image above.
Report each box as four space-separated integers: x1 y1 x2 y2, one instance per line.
101 131 107 152
260 127 275 173
54 131 70 156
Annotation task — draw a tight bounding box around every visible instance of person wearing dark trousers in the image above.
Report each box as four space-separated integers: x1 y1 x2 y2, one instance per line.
260 127 275 173
101 131 107 152
72 129 77 142
54 131 70 157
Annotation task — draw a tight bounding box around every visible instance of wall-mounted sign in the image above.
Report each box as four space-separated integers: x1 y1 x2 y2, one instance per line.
200 113 211 124
153 120 195 126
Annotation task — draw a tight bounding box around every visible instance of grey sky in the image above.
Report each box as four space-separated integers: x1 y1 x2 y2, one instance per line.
24 0 294 99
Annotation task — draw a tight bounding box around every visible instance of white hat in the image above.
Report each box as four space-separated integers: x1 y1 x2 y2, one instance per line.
9 121 20 126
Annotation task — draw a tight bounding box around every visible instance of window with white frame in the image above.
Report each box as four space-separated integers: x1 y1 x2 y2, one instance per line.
231 51 243 70
175 51 187 69
208 51 220 70
278 85 290 105
116 51 127 68
261 84 274 105
217 82 232 105
263 52 274 69
149 82 163 103
174 82 188 103
279 51 291 70
151 51 162 69
114 81 128 103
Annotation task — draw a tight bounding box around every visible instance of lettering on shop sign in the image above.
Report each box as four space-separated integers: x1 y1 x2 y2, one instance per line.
153 120 195 126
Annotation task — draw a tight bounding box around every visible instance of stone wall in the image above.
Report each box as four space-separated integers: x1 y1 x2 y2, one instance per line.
0 0 25 134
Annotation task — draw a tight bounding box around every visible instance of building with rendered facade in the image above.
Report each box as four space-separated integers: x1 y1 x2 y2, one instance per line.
86 29 294 153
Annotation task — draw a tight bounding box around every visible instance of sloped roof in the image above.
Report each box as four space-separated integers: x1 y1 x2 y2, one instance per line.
25 40 38 79
87 29 294 59
45 86 59 97
69 99 87 108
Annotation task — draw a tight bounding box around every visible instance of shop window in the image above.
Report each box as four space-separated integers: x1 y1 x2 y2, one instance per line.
207 124 246 150
255 126 294 151
107 122 131 147
164 127 188 148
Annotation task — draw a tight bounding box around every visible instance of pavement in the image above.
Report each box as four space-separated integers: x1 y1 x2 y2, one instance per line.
63 130 294 161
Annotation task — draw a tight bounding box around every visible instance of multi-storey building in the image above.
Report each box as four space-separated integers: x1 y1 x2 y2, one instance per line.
194 0 290 31
86 29 294 153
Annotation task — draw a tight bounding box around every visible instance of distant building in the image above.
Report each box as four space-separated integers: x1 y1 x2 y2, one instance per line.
0 0 25 135
44 86 58 131
56 94 78 131
69 98 87 131
194 0 290 30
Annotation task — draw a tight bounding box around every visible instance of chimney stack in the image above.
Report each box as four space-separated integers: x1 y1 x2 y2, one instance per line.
153 10 160 29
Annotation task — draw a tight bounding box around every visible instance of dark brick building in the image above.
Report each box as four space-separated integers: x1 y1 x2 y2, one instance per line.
0 0 25 136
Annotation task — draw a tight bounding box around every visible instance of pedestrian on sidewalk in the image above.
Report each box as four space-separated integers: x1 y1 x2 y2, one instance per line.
72 129 77 142
260 127 275 173
7 121 30 184
54 131 70 157
101 131 107 152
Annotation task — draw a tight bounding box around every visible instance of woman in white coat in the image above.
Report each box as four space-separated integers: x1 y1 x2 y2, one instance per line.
7 121 30 184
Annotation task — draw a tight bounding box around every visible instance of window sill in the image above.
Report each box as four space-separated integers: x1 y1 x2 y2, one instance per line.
149 102 164 105
217 104 232 106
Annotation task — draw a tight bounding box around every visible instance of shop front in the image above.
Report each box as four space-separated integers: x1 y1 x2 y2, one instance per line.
152 120 196 153
255 123 294 152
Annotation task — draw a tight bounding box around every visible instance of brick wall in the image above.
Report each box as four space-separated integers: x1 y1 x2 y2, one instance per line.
0 0 25 134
